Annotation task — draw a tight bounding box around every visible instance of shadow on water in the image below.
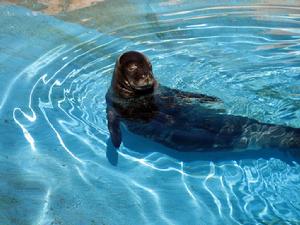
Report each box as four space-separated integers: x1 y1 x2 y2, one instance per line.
106 127 300 166
106 138 119 166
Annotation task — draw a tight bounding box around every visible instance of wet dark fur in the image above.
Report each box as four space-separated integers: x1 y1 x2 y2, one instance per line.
106 51 300 151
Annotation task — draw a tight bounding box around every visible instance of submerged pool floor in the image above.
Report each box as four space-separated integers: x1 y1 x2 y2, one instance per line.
1 1 300 224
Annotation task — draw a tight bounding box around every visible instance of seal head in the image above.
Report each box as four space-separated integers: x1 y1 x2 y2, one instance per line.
111 51 156 98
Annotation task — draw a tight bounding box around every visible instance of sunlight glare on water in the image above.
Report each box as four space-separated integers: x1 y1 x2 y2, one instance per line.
0 1 300 224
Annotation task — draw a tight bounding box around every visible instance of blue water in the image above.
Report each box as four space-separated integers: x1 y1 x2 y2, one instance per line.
1 1 300 224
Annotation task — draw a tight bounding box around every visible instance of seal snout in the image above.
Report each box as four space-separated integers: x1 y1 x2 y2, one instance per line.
136 79 154 90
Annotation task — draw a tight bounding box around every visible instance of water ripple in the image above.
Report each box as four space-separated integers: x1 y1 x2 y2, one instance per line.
2 3 300 224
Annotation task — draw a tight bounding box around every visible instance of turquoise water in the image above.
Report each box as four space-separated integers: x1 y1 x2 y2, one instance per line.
1 1 300 224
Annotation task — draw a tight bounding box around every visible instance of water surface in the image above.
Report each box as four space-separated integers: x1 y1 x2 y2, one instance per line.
1 1 300 224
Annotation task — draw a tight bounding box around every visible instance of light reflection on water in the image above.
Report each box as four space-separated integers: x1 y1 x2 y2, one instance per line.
1 1 300 224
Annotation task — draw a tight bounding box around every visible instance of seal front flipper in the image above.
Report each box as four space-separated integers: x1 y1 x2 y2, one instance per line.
162 86 222 103
106 107 122 148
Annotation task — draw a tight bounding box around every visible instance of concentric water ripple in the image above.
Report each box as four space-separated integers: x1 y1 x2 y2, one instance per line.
1 2 300 224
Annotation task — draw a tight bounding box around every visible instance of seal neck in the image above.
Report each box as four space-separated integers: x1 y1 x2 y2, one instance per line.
111 69 135 98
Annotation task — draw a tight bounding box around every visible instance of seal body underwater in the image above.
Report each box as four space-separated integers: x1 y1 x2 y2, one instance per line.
105 51 300 151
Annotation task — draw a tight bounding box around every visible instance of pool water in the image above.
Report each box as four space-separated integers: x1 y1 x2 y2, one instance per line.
1 1 300 224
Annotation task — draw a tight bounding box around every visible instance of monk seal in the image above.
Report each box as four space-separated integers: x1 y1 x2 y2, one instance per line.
105 51 300 151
